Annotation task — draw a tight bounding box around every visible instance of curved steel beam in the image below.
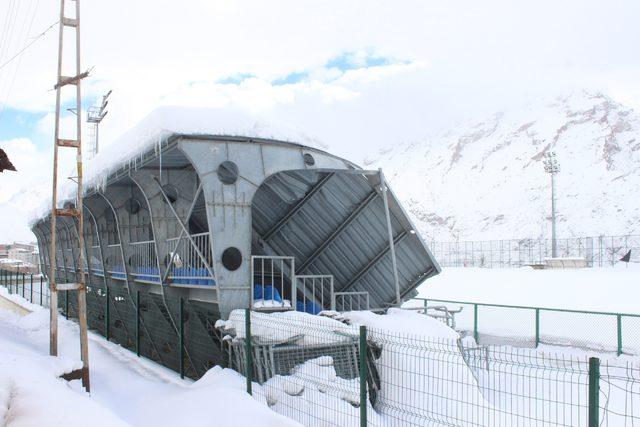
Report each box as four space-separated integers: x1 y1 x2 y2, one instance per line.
95 192 132 291
127 174 163 286
83 205 108 288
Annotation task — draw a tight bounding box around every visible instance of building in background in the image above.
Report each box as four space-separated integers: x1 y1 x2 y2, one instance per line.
0 242 39 273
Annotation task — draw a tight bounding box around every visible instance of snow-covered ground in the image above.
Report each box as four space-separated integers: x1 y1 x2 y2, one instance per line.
3 265 640 426
0 288 300 427
410 265 640 353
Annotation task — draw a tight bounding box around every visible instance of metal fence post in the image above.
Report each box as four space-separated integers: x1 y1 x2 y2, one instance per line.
423 299 428 315
535 308 540 347
40 276 43 306
245 308 253 395
588 357 600 427
473 304 479 343
65 289 69 319
136 290 141 357
105 286 110 341
617 314 623 356
22 273 25 298
30 274 33 303
179 297 184 379
359 325 368 427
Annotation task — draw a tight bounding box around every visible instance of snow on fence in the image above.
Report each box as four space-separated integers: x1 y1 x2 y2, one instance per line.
431 234 640 268
4 269 640 426
218 309 640 426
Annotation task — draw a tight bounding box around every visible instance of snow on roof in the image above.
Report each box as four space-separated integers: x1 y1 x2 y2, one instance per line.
29 106 327 225
89 106 326 185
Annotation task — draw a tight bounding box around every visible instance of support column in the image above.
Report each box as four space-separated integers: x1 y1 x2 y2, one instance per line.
379 169 401 306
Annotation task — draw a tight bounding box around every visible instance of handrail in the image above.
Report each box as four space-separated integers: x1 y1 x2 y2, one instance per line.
166 231 210 241
413 297 640 318
129 240 155 245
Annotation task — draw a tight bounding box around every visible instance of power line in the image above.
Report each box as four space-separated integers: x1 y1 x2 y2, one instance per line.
0 0 19 63
0 19 57 72
0 0 45 123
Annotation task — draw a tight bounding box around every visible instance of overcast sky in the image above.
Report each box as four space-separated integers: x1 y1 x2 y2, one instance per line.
1 0 639 242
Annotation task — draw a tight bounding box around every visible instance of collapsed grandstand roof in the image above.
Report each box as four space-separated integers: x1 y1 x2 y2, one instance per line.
31 106 440 313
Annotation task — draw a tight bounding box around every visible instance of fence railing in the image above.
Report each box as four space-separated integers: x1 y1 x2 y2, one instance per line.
413 297 640 356
0 270 50 307
104 244 125 279
166 232 215 286
251 256 371 313
333 291 370 312
251 255 295 311
295 274 334 314
431 234 640 268
128 240 160 283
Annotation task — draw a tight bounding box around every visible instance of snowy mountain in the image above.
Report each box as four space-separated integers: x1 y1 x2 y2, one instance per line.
365 92 640 241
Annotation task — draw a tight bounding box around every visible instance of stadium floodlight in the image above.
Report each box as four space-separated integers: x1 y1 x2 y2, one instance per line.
543 151 560 258
87 90 112 157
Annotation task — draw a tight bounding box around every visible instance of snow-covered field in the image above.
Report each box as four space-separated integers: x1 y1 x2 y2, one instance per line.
410 265 640 353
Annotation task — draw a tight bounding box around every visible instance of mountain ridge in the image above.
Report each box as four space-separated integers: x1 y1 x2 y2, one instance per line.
365 91 640 241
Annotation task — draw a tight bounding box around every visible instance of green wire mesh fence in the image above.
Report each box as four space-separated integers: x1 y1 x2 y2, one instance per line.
0 269 49 307
220 309 640 427
413 298 640 356
3 268 640 426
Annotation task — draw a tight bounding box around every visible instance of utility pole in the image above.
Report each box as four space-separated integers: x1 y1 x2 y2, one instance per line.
543 152 560 258
49 0 90 391
87 90 111 158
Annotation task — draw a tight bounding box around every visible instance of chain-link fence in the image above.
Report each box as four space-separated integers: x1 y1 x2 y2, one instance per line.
431 234 640 267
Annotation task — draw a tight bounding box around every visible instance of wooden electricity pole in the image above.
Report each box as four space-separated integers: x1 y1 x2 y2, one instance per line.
49 0 90 391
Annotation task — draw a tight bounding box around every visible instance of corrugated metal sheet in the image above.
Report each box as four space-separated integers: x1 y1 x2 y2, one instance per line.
252 170 440 309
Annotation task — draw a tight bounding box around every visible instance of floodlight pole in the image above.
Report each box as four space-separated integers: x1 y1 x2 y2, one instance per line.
550 171 557 257
87 90 111 157
543 152 560 258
